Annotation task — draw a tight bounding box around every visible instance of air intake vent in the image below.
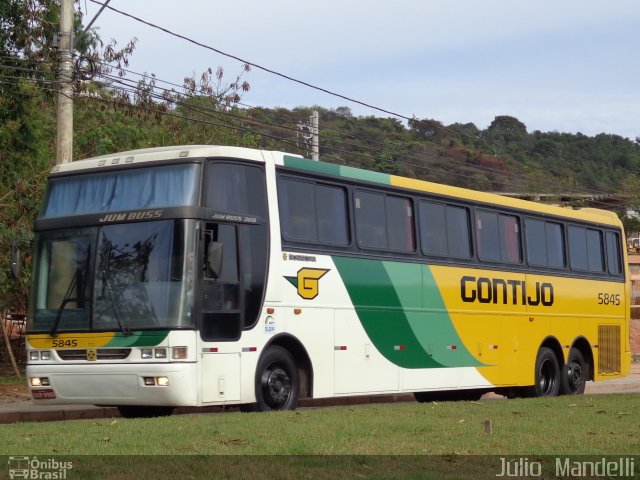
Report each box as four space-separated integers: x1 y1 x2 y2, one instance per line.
57 348 131 361
598 325 621 374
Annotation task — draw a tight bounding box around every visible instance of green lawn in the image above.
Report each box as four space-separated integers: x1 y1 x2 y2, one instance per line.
1 394 638 479
1 393 638 456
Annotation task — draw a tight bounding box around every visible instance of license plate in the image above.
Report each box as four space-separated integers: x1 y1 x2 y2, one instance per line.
32 389 56 400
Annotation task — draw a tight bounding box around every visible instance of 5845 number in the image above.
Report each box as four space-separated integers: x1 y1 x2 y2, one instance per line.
597 293 621 306
51 339 78 348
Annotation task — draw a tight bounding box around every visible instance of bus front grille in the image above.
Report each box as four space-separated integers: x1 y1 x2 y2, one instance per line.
597 325 621 374
57 348 132 361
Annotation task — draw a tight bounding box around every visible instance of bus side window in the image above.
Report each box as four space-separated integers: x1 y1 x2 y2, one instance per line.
606 231 622 275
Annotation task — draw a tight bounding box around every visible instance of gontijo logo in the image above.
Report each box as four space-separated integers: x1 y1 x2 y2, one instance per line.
285 268 330 300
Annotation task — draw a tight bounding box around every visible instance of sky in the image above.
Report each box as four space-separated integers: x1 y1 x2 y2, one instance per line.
81 0 640 140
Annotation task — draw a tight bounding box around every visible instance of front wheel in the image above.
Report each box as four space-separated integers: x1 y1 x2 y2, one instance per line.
246 346 299 412
561 348 588 395
531 347 561 397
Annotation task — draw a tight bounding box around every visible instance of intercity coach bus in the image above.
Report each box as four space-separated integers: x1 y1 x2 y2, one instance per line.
26 145 631 416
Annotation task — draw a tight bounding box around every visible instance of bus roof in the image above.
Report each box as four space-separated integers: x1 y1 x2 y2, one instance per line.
50 145 622 228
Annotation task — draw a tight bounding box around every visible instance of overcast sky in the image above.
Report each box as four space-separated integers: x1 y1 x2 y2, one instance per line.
83 0 640 139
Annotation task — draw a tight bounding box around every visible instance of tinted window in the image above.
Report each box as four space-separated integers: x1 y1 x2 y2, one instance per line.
546 222 565 268
586 229 604 273
568 225 588 270
278 179 317 243
606 231 622 275
476 211 500 261
476 211 521 264
355 191 387 249
525 219 565 268
386 196 415 252
568 225 604 273
278 178 349 245
206 162 267 218
525 219 546 266
315 184 349 245
419 201 471 258
355 190 414 252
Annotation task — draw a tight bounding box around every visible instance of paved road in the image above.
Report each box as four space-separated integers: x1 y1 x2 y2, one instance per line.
1 363 638 424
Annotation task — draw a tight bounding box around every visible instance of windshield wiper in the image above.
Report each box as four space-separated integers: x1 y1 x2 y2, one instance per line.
101 267 132 336
50 269 80 337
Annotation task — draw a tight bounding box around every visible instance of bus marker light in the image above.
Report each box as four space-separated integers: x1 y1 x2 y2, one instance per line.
294 309 302 315
447 345 458 350
394 346 406 351
488 345 498 350
334 346 347 351
204 347 219 353
266 308 275 314
172 347 188 359
242 347 257 352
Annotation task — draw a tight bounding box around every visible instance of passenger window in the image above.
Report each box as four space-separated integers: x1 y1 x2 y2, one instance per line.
525 219 565 268
355 190 414 252
476 210 521 264
419 201 471 258
606 231 622 275
568 225 604 273
278 178 349 246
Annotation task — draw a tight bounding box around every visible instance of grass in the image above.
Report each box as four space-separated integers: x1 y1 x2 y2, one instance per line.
1 394 638 479
1 393 638 456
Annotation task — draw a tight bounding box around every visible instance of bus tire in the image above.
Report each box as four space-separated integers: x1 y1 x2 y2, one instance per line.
252 346 299 411
531 347 561 397
561 348 588 395
117 406 174 418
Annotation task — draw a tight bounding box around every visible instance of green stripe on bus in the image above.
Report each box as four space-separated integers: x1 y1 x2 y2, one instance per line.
283 156 391 185
333 257 483 369
106 330 170 347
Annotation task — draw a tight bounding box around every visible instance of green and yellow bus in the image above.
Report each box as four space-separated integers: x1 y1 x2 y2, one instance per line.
26 145 631 416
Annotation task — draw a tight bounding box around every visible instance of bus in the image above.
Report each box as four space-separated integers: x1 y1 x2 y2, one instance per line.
26 145 631 416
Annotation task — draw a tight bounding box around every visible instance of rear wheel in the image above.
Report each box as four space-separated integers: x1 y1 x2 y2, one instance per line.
117 406 174 418
531 347 561 397
561 348 588 395
244 346 299 412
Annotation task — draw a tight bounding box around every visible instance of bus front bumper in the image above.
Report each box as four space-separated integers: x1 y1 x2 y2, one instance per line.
26 362 198 407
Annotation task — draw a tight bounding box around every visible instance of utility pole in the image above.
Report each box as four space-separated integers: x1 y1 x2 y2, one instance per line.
56 0 74 164
311 110 319 161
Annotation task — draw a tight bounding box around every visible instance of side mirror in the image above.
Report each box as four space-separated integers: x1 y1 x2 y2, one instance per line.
206 241 223 279
10 247 20 280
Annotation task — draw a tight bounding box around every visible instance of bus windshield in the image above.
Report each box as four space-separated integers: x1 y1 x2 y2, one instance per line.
29 219 196 333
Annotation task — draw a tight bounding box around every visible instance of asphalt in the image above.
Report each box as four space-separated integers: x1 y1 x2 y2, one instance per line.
1 363 638 424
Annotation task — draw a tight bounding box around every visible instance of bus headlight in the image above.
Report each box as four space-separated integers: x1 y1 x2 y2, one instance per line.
29 350 52 361
30 377 50 387
141 349 153 359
